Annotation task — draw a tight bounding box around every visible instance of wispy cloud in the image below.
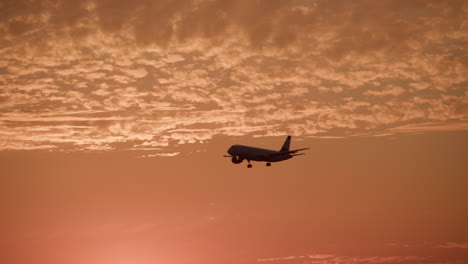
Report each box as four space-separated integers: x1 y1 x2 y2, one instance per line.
434 242 468 249
257 254 430 264
385 241 468 249
138 152 180 158
389 120 468 134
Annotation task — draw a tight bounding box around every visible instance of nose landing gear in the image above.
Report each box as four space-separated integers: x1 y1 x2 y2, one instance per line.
266 162 271 167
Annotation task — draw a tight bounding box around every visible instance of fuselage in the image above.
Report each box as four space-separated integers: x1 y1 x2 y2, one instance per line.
227 145 292 162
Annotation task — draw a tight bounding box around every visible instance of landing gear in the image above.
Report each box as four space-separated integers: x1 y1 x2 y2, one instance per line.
247 164 252 168
266 162 271 167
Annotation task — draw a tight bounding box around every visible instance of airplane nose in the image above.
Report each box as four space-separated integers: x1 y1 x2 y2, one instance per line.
227 146 234 155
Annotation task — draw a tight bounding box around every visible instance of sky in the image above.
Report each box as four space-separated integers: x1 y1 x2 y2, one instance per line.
0 0 467 263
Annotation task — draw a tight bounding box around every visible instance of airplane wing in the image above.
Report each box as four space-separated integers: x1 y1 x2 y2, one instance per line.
269 148 309 156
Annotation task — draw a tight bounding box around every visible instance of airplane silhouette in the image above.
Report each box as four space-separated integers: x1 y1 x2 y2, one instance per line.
224 136 308 168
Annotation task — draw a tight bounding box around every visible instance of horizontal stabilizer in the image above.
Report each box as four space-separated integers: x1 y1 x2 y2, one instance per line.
290 153 306 156
270 148 309 157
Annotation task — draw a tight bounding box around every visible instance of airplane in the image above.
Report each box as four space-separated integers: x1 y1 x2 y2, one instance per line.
224 136 308 168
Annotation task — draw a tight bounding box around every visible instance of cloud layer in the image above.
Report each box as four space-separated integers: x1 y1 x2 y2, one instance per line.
1 0 467 151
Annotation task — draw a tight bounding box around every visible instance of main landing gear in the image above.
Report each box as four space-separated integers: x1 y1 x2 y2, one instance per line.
247 162 272 168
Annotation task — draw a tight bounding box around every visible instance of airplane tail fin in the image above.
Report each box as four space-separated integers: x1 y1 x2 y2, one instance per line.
280 136 291 152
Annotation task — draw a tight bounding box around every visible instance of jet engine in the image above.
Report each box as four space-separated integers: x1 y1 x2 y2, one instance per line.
231 156 244 164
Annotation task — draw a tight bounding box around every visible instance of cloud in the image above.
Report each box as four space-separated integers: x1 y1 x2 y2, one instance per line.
138 153 183 158
385 241 468 250
434 242 468 249
155 152 180 157
120 68 148 79
2 0 466 52
257 254 430 264
389 120 468 133
0 0 467 152
318 86 343 94
365 86 405 96
0 141 57 151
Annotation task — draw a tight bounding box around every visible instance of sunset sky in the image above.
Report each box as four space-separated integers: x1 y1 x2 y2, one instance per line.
1 0 467 263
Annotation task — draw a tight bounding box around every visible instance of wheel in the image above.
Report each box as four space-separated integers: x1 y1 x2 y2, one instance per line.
266 163 271 167
247 164 252 168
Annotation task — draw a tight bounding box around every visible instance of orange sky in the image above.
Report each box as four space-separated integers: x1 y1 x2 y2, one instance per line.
1 0 467 263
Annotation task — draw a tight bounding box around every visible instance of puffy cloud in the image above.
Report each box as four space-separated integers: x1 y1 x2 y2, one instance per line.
365 86 405 97
120 68 148 79
0 0 467 152
1 0 466 52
